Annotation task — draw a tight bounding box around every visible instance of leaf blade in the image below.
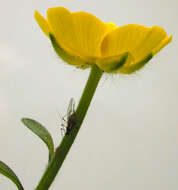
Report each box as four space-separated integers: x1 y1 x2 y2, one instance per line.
21 118 54 162
0 161 24 190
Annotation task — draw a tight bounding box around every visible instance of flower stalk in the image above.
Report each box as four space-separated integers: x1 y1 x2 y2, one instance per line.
35 65 103 190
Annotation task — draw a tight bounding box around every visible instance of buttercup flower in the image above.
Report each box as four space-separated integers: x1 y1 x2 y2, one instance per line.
35 7 172 74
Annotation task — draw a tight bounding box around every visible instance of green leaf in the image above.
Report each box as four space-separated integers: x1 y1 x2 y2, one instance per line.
21 118 54 162
0 161 24 190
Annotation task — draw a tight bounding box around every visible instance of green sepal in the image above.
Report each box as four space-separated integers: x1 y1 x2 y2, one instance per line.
97 52 129 73
119 53 153 74
0 161 24 190
21 118 54 162
49 33 89 69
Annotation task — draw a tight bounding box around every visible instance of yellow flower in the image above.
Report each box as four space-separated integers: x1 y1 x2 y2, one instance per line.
34 7 172 74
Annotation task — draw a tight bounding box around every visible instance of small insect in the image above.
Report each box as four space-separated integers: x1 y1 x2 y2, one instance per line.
61 98 77 136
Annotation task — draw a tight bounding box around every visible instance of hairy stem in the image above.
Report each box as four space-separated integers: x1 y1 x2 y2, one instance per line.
35 65 103 190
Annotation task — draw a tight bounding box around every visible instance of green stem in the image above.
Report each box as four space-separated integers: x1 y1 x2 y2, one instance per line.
35 65 103 190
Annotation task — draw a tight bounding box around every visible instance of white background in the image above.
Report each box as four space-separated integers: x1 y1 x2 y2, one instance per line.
0 0 177 189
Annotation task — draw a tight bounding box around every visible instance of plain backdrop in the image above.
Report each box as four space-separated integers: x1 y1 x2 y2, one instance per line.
0 0 177 189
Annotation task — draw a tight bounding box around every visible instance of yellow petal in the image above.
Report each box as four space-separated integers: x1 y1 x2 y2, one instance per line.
152 35 172 55
134 26 168 60
47 7 111 61
106 22 117 30
101 24 151 59
34 10 51 37
101 24 170 63
49 33 89 68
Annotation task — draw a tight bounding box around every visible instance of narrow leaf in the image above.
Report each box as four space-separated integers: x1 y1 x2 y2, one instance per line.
0 161 24 190
21 118 54 162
